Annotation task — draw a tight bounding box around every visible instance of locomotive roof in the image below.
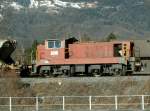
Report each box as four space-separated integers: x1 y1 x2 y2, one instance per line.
74 40 133 44
46 37 78 41
46 39 60 41
45 37 133 43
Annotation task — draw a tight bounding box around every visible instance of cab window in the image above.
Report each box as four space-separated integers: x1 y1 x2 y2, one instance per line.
114 44 122 57
48 40 61 48
55 40 61 48
48 41 55 48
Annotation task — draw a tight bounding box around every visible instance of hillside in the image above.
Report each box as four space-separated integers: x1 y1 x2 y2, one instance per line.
0 0 150 46
0 76 150 111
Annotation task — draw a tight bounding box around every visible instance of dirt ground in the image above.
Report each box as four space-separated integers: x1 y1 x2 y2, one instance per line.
20 77 150 96
0 73 150 111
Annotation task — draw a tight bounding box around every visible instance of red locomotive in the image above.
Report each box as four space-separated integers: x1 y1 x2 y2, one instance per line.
30 37 138 76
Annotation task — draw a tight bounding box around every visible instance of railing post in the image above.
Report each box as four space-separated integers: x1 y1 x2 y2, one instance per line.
63 96 65 110
36 97 38 111
141 95 145 110
9 97 12 111
115 95 118 110
89 96 92 110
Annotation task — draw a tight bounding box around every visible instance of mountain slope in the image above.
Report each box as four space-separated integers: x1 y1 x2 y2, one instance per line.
0 0 150 46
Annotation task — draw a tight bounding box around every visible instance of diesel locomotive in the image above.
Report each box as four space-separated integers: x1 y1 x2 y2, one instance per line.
29 37 146 77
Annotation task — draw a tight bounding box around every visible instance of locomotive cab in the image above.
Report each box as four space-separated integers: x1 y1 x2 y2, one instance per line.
112 41 135 75
45 38 78 59
33 38 78 76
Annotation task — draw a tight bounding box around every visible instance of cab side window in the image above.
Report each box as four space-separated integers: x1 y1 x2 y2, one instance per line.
114 44 122 57
55 40 61 48
48 40 61 48
48 41 55 48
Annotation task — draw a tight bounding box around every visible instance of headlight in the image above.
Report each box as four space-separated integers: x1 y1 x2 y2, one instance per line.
40 59 49 64
44 60 49 64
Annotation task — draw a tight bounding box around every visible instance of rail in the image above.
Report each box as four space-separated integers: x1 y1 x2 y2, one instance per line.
0 95 149 111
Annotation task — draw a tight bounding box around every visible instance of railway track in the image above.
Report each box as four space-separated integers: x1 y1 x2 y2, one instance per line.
20 76 150 82
22 72 150 78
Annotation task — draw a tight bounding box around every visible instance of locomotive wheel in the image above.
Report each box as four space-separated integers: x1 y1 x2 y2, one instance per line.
121 65 127 76
92 69 102 77
121 70 126 76
113 69 122 76
69 65 75 77
62 69 70 77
